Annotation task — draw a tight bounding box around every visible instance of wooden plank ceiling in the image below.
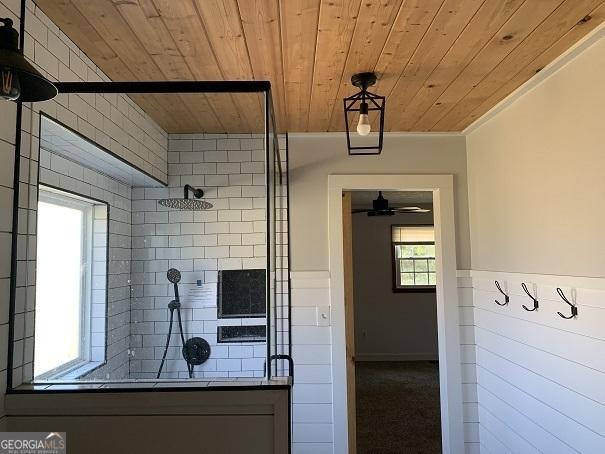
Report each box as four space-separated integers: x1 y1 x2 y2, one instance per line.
37 0 605 133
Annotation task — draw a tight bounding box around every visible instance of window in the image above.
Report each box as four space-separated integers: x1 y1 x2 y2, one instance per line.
34 186 108 379
392 225 436 291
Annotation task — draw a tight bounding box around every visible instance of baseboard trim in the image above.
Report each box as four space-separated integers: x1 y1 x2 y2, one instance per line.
355 354 438 362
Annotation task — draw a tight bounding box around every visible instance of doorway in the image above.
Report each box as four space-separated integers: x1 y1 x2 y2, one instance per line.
328 175 464 454
350 190 441 453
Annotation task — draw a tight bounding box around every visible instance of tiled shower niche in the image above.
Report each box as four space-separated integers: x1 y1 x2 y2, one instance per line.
9 88 289 387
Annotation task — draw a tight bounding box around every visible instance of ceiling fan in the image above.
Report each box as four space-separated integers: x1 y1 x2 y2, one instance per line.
352 191 431 216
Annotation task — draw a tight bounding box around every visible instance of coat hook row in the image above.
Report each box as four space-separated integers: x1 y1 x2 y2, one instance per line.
521 282 539 312
494 280 509 306
556 287 578 319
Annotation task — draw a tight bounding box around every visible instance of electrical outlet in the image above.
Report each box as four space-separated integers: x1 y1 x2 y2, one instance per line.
316 306 330 326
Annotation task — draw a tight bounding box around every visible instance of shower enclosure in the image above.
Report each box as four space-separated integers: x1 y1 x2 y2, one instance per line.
7 82 291 388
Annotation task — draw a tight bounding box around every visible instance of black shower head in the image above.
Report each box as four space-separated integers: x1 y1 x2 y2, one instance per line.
167 268 181 284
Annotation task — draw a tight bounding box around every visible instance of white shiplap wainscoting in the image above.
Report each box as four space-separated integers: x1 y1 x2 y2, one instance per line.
458 271 480 454
469 270 605 453
290 271 333 454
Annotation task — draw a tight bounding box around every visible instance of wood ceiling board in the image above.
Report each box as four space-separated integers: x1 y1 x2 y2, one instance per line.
326 0 404 132
372 0 444 95
383 0 485 130
194 0 265 127
237 0 287 131
36 0 137 80
397 0 527 131
37 0 605 133
70 0 165 80
412 0 564 131
461 3 605 130
152 0 257 132
434 0 605 130
280 0 321 132
307 0 362 131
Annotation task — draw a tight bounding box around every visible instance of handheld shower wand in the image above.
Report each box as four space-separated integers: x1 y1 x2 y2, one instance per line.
157 268 194 379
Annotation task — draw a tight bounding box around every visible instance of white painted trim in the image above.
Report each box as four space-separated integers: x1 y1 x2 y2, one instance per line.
328 174 464 454
355 354 438 362
463 21 605 135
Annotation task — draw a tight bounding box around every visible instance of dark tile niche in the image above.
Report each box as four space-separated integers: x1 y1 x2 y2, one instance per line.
217 325 267 343
217 269 266 318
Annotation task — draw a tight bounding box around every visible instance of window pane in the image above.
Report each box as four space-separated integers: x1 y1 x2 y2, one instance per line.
416 260 429 272
428 259 436 272
428 273 436 285
415 273 429 285
412 245 433 257
400 273 414 286
394 245 403 259
35 201 84 377
401 259 414 272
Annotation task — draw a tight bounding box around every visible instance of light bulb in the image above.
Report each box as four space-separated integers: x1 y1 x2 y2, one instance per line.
0 67 20 101
356 101 370 136
357 114 371 136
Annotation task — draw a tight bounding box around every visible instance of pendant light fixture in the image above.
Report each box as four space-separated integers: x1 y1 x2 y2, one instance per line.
0 17 57 102
343 72 385 155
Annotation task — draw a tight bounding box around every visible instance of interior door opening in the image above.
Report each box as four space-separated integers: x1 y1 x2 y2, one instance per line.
345 190 442 453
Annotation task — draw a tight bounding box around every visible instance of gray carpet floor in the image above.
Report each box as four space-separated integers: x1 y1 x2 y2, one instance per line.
355 361 442 454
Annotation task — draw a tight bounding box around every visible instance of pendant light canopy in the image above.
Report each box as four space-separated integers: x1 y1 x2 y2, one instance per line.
0 17 57 102
343 72 385 155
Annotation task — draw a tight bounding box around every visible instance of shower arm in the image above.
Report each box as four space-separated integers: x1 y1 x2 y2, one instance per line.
184 184 204 200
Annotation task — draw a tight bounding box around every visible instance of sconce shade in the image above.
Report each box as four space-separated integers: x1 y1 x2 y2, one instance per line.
0 18 57 102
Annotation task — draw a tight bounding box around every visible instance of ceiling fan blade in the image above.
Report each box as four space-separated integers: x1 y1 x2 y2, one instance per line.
352 209 371 214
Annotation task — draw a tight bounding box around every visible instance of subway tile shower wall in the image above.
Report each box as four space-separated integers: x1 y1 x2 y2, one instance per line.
129 134 276 379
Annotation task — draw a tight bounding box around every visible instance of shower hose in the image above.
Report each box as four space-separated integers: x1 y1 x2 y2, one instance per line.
156 302 194 379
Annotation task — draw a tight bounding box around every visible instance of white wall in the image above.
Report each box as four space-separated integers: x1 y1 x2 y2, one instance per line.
465 33 605 453
352 211 438 361
466 36 605 279
288 135 470 454
289 134 470 272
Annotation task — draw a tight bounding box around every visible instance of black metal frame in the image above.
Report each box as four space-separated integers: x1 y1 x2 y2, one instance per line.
8 78 292 392
343 85 385 155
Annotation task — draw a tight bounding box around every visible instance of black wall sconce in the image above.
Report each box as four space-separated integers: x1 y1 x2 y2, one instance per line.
0 17 57 102
343 72 385 155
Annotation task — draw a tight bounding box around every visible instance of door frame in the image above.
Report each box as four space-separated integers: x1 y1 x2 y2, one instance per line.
328 174 464 454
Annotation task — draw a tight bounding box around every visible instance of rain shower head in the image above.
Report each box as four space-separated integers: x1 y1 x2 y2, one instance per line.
158 198 213 210
158 184 213 210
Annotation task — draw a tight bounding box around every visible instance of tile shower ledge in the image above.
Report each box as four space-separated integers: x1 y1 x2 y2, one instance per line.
10 377 291 393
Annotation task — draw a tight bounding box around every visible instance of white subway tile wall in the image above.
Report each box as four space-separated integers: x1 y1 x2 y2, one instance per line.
129 134 289 379
6 0 168 391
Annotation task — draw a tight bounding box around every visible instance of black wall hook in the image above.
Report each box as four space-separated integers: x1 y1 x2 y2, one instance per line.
494 280 509 306
556 288 578 319
521 283 539 311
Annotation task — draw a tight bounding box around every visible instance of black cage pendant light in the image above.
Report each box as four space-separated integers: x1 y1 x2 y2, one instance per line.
343 72 385 155
0 18 57 102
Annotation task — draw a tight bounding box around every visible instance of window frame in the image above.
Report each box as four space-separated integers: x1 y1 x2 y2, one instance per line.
34 185 109 380
391 224 437 293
